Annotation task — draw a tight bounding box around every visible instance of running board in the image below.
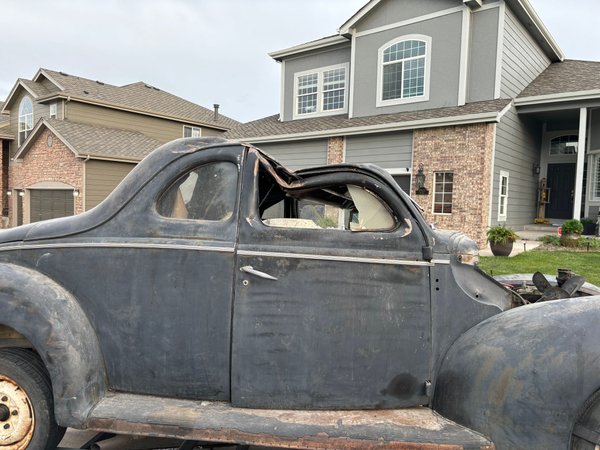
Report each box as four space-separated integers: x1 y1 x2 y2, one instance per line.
86 393 493 449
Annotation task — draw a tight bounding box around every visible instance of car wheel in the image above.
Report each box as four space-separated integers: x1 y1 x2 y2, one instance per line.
0 348 65 450
572 389 600 449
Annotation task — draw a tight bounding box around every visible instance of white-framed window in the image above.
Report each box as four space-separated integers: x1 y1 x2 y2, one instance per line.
591 154 600 201
183 125 201 138
498 171 509 221
49 102 57 119
549 135 578 155
433 172 453 214
293 63 349 119
377 35 431 107
18 97 34 146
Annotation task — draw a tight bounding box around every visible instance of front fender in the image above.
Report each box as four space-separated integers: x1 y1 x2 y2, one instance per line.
0 263 106 427
433 296 600 449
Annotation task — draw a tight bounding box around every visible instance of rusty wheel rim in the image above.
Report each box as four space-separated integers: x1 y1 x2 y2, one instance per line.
0 375 34 450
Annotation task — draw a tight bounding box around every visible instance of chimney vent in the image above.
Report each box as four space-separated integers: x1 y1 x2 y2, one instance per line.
213 104 220 121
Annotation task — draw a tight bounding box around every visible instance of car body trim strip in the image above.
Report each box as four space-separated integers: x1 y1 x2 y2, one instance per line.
0 243 235 253
238 249 445 266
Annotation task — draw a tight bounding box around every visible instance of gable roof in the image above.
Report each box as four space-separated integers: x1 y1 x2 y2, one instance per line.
277 0 563 62
516 60 600 105
2 68 240 131
224 99 512 142
15 118 163 162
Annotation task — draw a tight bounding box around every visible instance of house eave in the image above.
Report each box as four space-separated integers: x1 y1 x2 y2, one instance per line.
505 0 564 62
234 111 503 144
338 0 383 35
515 90 600 106
269 35 350 61
1 80 41 114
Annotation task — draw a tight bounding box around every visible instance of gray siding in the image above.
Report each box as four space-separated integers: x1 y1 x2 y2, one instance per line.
352 11 463 117
66 102 224 143
345 132 413 169
492 106 542 228
468 7 500 102
282 45 351 122
255 140 327 170
354 0 462 32
85 160 135 210
590 109 600 151
500 7 550 98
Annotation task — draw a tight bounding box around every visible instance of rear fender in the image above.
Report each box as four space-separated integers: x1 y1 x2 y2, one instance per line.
433 296 600 449
0 263 106 427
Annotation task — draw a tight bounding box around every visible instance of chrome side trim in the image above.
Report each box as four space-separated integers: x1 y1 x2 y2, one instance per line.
0 242 235 253
431 259 451 265
238 249 440 266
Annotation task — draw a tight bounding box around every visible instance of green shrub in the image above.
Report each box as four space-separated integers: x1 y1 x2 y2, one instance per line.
562 219 583 235
487 225 519 244
539 235 560 245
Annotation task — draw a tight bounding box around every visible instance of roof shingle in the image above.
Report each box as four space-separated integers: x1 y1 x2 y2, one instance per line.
38 69 240 130
42 118 164 161
224 99 512 140
518 60 600 98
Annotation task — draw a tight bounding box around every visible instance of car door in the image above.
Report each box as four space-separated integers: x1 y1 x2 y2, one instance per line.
32 145 243 401
231 151 432 409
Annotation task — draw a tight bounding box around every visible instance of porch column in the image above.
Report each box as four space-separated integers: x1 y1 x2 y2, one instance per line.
573 107 588 219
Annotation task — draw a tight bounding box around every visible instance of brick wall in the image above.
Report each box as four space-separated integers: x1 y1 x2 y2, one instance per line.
327 137 345 164
412 123 496 246
9 129 84 225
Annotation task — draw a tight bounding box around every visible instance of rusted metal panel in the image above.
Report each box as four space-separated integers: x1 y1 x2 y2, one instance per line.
434 295 600 449
87 393 494 449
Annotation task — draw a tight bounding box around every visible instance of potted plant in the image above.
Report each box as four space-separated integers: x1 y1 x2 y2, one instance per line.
560 219 583 247
487 225 519 256
581 217 596 236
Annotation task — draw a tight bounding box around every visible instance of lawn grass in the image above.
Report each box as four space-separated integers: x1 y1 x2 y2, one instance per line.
479 250 600 286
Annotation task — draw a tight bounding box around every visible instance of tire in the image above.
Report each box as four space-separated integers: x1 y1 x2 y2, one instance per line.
0 348 65 449
571 389 600 449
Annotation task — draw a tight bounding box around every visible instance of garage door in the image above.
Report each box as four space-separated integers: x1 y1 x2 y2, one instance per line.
30 189 74 223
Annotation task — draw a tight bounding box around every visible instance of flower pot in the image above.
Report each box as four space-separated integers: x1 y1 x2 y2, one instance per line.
490 241 513 257
583 223 596 235
560 233 580 247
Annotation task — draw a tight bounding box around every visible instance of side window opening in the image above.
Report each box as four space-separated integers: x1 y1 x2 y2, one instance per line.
157 161 237 221
257 163 397 232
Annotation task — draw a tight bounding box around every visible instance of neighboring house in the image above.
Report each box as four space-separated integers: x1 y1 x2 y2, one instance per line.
0 68 239 226
225 0 600 246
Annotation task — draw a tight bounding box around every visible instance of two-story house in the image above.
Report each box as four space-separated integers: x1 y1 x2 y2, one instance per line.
0 68 239 226
225 0 600 246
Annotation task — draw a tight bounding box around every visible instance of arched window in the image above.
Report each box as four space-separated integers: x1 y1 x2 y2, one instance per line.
549 135 578 155
377 36 431 107
18 97 34 145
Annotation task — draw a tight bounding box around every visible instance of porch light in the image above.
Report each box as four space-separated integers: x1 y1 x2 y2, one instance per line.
533 164 540 175
415 165 429 195
73 189 80 197
5 191 10 196
18 191 24 197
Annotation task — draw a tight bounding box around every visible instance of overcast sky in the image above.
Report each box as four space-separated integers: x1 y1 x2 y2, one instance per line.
2 0 599 123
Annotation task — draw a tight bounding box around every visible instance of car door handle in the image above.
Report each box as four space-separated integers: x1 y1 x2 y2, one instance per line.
240 266 278 281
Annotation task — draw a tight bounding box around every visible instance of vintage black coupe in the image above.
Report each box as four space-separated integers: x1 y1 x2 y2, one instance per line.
0 137 599 449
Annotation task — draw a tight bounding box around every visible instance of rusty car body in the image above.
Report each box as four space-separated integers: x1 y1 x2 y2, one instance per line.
0 137 599 449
